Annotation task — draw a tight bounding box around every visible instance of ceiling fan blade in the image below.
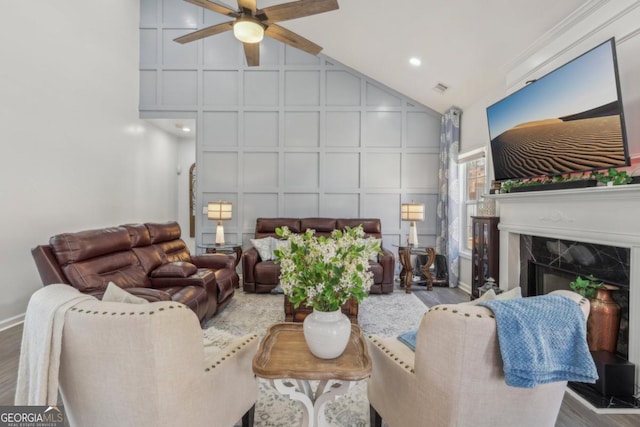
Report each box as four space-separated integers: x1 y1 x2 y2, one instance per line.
184 0 239 18
243 42 260 66
237 0 257 15
265 24 322 56
174 21 234 44
259 0 338 23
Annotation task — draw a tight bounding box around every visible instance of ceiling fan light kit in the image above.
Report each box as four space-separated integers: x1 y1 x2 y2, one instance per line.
175 0 339 66
233 16 264 43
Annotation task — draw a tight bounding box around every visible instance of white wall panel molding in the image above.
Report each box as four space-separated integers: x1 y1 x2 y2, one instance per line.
140 0 442 250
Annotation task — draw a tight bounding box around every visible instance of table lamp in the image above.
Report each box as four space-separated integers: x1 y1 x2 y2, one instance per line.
208 201 232 245
401 202 425 246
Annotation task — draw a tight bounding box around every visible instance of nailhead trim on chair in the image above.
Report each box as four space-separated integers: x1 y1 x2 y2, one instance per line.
204 334 258 372
368 336 415 374
430 305 495 318
70 304 187 317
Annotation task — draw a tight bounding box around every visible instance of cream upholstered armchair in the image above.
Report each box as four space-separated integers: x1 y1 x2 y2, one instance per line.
367 290 590 427
19 285 258 427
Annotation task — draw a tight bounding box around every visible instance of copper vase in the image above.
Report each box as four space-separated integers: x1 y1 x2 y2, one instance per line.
587 285 621 353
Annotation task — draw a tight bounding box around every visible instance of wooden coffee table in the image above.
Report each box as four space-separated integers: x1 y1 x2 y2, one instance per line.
252 323 371 427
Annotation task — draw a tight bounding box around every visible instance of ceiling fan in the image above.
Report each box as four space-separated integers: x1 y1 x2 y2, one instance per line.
174 0 339 66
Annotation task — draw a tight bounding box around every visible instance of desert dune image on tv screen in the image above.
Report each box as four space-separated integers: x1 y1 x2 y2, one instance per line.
487 40 627 181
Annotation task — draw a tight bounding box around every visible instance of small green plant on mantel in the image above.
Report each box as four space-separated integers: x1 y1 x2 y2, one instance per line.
498 169 631 193
499 173 588 193
590 168 632 186
569 274 604 299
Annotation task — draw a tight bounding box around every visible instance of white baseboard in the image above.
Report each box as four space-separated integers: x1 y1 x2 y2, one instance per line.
457 281 472 296
0 313 25 332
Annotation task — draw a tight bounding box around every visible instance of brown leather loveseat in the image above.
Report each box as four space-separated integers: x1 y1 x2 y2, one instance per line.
242 217 395 294
31 221 237 324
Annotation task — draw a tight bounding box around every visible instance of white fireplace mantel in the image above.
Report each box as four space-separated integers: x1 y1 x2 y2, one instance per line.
487 184 640 393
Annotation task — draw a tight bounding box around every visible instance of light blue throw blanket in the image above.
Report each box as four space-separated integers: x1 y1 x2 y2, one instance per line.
479 294 598 388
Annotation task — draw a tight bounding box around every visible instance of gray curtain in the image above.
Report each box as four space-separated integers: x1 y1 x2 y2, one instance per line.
436 107 461 287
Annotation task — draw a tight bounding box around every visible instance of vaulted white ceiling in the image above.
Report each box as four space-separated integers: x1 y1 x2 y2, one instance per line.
250 0 588 113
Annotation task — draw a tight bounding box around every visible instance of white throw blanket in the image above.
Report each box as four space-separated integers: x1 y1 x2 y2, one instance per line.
15 284 95 406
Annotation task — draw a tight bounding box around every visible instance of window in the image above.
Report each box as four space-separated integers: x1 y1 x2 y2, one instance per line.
458 149 487 253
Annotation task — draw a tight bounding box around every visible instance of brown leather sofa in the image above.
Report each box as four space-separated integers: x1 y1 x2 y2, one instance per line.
31 221 238 324
242 217 395 294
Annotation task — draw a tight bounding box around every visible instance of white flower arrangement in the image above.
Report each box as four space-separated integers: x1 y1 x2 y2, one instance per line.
273 225 382 312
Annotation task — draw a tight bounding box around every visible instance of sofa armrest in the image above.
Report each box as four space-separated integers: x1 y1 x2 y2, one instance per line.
32 245 68 285
150 262 198 278
203 334 259 426
191 253 235 270
368 335 416 373
367 334 417 417
241 247 260 285
550 290 590 318
378 247 395 285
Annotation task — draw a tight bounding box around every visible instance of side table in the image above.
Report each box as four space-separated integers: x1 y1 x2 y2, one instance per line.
197 243 242 270
252 323 371 427
396 245 436 293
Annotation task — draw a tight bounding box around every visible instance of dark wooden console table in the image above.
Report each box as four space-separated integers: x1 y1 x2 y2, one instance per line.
396 245 436 293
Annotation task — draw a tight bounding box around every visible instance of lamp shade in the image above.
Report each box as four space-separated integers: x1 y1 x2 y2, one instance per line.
233 17 264 43
208 201 232 221
401 202 425 222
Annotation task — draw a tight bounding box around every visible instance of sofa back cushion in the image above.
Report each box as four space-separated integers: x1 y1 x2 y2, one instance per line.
132 245 164 274
143 221 193 263
146 221 182 244
336 218 382 239
155 240 192 263
255 218 301 239
122 223 152 247
50 227 131 265
49 226 150 292
254 218 383 239
300 218 337 237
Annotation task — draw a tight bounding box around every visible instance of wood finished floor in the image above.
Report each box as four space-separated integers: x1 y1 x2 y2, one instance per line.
1 286 639 426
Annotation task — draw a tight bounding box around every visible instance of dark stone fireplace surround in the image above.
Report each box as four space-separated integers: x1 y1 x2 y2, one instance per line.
520 235 630 358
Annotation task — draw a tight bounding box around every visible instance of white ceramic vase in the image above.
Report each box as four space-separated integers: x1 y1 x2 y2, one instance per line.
303 308 351 359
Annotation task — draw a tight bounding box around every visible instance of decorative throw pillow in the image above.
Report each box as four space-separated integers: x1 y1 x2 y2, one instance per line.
102 282 148 304
150 262 197 278
368 238 382 262
271 237 290 257
251 237 273 261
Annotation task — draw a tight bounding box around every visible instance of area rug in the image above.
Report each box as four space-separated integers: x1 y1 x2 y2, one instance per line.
204 289 428 427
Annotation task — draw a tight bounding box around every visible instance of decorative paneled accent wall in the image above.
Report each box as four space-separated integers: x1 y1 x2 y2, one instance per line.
139 0 442 251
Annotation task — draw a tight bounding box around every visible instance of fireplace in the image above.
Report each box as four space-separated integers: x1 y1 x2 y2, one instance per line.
488 184 640 412
521 235 630 358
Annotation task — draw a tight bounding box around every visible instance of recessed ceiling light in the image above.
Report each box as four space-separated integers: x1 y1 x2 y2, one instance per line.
409 57 421 67
182 127 191 132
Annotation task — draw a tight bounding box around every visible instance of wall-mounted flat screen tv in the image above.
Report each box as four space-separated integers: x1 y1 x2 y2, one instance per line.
487 38 629 181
